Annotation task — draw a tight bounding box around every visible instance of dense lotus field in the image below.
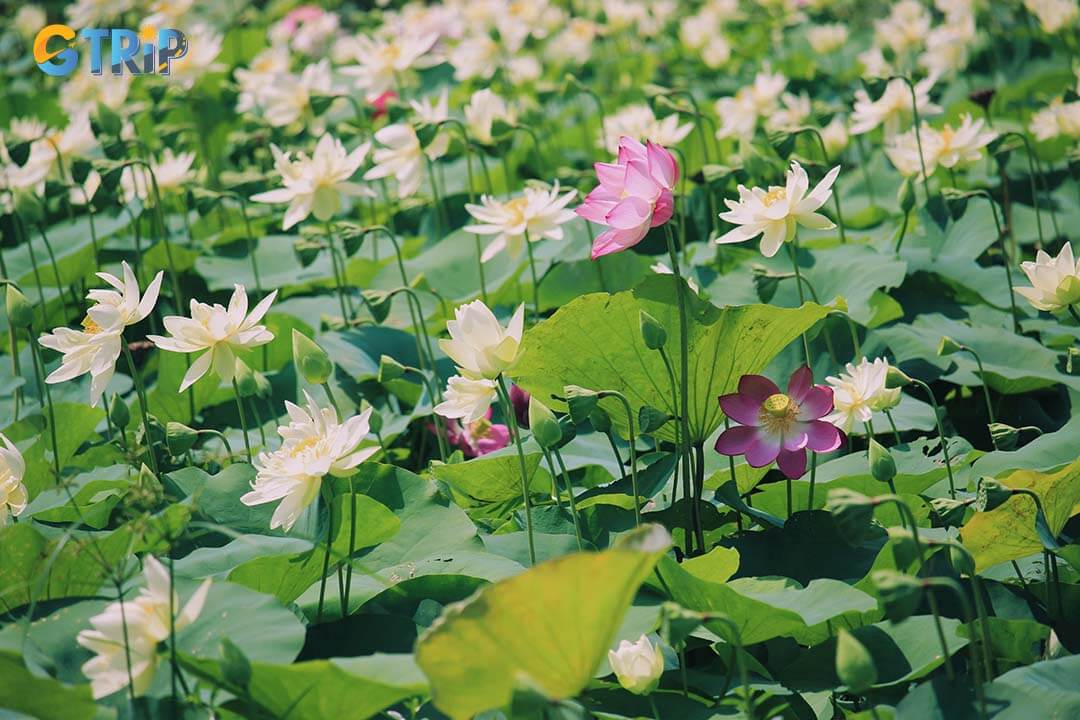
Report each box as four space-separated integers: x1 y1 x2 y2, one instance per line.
3 0 1080 718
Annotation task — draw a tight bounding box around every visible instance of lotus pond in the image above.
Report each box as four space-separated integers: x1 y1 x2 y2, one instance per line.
1 1 1080 719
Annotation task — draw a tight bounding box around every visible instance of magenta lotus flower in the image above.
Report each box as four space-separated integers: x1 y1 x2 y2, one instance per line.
441 408 510 458
715 367 843 479
576 136 677 259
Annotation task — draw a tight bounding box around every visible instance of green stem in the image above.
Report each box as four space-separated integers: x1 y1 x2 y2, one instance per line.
804 127 847 244
787 241 813 365
605 391 641 527
121 340 159 476
662 223 696 551
911 378 956 498
324 222 351 321
927 578 988 719
230 377 252 463
498 375 535 565
885 410 902 445
660 346 691 552
523 229 541 323
28 328 61 481
892 76 932 203
315 487 334 624
550 448 584 550
807 452 818 510
344 475 357 616
893 211 910 254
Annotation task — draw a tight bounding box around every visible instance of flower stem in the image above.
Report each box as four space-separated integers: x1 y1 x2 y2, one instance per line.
885 410 901 445
663 223 696 551
927 577 988 719
27 327 61 481
804 127 847 244
807 452 818 510
661 346 692 552
910 378 956 498
121 339 159 476
498 375 535 565
229 377 252 463
324 221 351 321
524 229 542 324
893 75 932 203
436 119 487 302
786 241 813 365
881 495 955 680
549 448 583 550
604 390 641 527
316 487 334 624
893 210 910 254
1069 305 1080 325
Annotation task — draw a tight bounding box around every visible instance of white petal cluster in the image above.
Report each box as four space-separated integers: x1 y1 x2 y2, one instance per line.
1013 244 1080 313
825 358 903 433
465 182 577 262
242 393 377 531
77 557 210 699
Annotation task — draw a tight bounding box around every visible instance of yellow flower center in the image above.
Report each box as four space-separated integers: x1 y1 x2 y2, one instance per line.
504 196 529 226
762 186 786 207
81 315 103 335
380 43 402 63
468 417 494 439
759 393 799 434
288 436 320 457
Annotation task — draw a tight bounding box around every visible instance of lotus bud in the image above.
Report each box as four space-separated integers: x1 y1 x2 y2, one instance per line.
563 385 599 424
233 359 258 398
639 310 667 350
872 570 924 622
5 285 33 329
607 634 665 696
109 392 130 429
868 439 897 484
897 178 916 213
988 422 1021 451
166 422 198 456
975 477 1013 512
936 336 964 356
253 370 272 399
638 405 671 434
528 397 562 450
378 354 408 383
292 330 333 385
836 629 878 693
885 365 913 389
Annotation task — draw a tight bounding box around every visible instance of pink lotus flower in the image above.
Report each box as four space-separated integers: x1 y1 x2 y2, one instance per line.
715 367 843 479
576 136 677 259
371 90 397 120
441 409 511 458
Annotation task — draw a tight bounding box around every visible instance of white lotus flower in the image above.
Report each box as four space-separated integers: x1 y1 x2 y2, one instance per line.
166 23 222 88
241 394 377 531
0 434 27 527
38 262 163 407
66 0 134 28
714 70 788 140
60 63 131 116
32 113 98 166
850 78 941 137
341 32 438 95
1029 99 1080 142
439 301 525 380
119 148 197 204
919 17 976 77
858 47 893 79
821 115 849 156
608 634 664 695
716 161 840 257
766 92 813 133
363 123 434 200
929 114 996 169
1024 0 1079 34
263 59 335 129
251 134 373 230
1013 243 1080 313
449 34 501 82
874 0 931 56
601 104 693 154
434 375 499 423
13 5 45 37
465 182 577 262
885 127 937 179
808 23 849 54
464 89 516 145
548 18 599 63
824 358 903 433
77 556 210 699
701 36 732 69
148 285 277 391
235 47 291 115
